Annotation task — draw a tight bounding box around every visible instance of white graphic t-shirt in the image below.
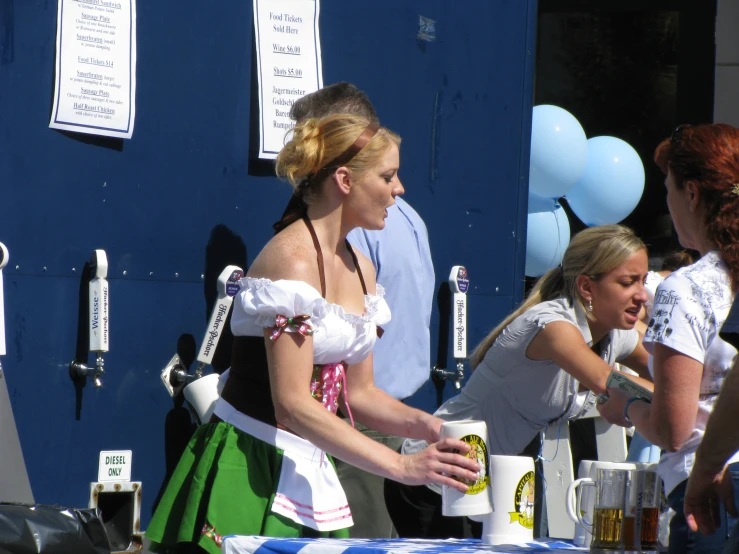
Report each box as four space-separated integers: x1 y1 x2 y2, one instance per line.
644 251 739 495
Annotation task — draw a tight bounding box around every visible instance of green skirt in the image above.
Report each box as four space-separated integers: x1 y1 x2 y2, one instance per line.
145 422 350 554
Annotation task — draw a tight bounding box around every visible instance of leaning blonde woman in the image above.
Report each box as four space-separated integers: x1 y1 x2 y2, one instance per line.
386 224 655 539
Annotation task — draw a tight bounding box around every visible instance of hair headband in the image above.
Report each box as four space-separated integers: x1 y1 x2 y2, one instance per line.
272 121 381 234
308 121 381 185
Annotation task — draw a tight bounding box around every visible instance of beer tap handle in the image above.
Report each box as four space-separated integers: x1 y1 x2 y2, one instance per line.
432 266 469 390
161 265 244 397
193 266 243 377
89 250 109 356
70 250 109 388
0 242 8 358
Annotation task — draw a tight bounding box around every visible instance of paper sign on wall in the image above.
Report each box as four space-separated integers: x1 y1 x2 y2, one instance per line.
253 0 323 159
49 0 137 139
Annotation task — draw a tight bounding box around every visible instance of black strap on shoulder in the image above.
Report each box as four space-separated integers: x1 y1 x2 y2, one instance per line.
302 216 327 299
345 240 383 337
345 240 368 295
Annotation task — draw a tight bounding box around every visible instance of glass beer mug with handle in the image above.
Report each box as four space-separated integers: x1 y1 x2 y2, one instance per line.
567 461 637 547
569 468 629 550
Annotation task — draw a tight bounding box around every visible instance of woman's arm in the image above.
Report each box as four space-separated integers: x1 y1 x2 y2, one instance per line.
265 329 480 491
527 321 654 396
342 353 441 444
597 343 702 452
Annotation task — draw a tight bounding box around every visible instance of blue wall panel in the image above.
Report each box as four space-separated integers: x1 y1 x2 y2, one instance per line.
0 0 536 524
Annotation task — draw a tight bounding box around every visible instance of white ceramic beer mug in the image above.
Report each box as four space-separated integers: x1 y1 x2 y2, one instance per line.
439 420 492 517
479 455 536 545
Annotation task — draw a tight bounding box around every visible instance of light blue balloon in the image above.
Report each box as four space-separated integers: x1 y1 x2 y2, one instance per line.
525 203 571 277
529 105 588 199
566 136 645 226
528 192 556 214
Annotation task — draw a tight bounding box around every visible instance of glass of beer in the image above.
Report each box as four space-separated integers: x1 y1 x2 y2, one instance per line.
623 469 662 551
573 468 629 550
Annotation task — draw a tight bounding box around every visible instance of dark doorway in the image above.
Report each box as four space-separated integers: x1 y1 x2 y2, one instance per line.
535 0 717 259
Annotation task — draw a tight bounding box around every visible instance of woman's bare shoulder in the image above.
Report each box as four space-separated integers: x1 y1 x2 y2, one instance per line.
248 226 320 288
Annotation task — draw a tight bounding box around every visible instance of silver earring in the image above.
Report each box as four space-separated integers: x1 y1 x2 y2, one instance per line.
588 299 593 312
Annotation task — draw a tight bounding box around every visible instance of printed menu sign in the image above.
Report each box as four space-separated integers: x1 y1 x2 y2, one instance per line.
253 0 323 159
49 0 137 139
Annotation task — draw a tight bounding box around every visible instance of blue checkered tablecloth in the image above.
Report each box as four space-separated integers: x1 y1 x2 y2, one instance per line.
221 536 588 554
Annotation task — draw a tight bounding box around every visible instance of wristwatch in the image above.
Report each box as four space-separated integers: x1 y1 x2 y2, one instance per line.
623 396 649 427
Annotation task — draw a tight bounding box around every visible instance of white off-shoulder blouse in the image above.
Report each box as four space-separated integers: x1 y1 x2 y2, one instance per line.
230 277 391 366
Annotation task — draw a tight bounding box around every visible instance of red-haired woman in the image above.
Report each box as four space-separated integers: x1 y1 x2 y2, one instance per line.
598 123 739 554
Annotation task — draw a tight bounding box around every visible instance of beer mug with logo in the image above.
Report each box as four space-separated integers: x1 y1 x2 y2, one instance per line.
439 420 492 517
623 469 662 551
572 468 629 550
478 455 536 545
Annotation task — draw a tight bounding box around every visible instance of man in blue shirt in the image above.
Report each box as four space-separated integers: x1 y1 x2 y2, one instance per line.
347 198 434 401
291 83 435 538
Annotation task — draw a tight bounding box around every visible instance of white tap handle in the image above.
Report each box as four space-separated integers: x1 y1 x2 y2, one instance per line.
92 249 108 279
89 250 109 353
196 266 244 366
449 266 468 360
0 243 8 272
0 242 7 357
